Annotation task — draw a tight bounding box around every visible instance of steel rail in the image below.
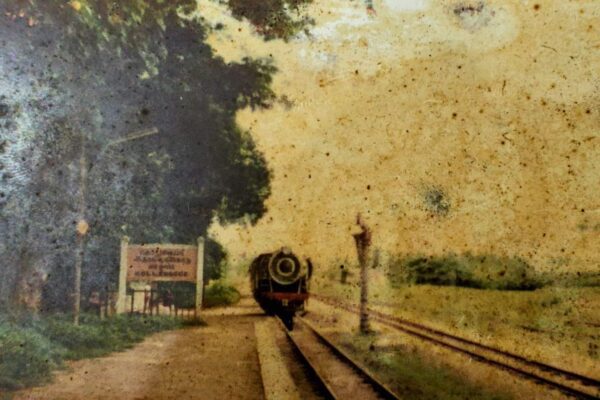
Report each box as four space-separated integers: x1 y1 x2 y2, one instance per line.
277 316 402 400
313 294 600 400
274 317 338 400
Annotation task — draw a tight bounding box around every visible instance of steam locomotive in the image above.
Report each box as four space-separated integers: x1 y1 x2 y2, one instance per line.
250 248 312 329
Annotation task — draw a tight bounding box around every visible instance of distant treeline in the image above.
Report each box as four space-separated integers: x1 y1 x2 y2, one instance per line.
386 254 599 291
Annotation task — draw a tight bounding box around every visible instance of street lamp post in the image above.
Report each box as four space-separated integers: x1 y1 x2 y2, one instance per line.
73 127 159 325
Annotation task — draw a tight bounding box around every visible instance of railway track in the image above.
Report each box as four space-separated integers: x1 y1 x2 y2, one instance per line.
278 315 401 400
313 294 600 400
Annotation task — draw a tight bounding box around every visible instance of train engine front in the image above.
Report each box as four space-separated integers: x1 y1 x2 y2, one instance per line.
250 248 311 329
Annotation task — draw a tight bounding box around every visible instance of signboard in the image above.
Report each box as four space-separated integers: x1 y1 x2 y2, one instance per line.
116 237 205 315
127 245 197 282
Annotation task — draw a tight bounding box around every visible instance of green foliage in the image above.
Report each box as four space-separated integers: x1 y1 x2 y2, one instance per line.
0 324 63 390
0 0 275 310
214 128 273 224
0 313 193 390
157 240 240 309
227 0 314 40
37 317 117 359
160 280 240 309
204 237 229 282
158 237 229 309
159 282 196 309
203 282 241 308
403 256 473 287
539 270 600 288
388 254 543 290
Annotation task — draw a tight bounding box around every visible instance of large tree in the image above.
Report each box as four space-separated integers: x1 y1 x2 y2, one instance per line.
0 0 290 311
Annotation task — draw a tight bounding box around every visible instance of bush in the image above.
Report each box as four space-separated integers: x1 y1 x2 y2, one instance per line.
403 256 475 287
157 281 242 309
0 323 63 389
463 254 542 290
389 253 543 291
0 312 193 390
539 271 600 288
37 314 188 359
203 282 241 308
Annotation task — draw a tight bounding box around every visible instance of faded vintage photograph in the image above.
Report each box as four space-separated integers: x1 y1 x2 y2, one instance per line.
0 1 598 399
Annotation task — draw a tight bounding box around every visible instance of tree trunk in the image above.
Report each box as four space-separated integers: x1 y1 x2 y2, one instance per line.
14 248 46 312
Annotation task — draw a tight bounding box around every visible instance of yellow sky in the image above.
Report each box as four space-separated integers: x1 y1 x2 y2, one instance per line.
200 0 599 272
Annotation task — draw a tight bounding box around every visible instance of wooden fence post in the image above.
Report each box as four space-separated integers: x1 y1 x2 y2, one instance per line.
143 289 147 315
130 290 135 316
156 293 159 316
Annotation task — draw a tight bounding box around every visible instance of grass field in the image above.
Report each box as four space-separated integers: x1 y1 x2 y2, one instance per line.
307 300 524 399
335 331 513 400
314 273 600 378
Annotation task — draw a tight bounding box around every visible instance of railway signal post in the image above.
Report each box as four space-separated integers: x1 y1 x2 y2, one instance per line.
353 213 372 334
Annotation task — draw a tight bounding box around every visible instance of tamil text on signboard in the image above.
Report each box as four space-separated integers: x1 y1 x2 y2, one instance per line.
127 245 197 282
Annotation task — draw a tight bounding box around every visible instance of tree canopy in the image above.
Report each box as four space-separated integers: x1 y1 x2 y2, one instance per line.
0 0 283 310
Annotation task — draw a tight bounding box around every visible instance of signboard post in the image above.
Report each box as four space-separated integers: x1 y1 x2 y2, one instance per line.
195 237 205 317
116 237 205 315
116 236 130 314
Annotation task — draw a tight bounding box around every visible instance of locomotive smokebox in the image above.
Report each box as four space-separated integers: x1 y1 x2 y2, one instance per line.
268 249 302 285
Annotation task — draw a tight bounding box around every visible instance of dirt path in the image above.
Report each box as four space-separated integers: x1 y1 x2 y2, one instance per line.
13 299 266 400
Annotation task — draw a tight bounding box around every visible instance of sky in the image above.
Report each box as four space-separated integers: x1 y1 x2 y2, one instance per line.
201 0 599 272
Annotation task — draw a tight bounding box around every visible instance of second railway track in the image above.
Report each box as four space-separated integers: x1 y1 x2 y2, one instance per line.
313 294 600 400
279 315 401 400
